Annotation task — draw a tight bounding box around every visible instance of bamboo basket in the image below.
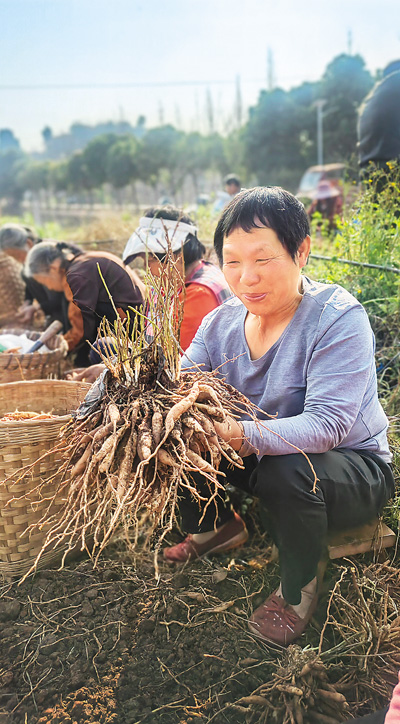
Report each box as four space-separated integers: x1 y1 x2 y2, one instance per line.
0 253 26 326
0 379 91 577
0 327 67 383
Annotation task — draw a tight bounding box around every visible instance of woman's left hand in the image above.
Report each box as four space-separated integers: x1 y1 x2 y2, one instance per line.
66 363 106 383
213 416 244 451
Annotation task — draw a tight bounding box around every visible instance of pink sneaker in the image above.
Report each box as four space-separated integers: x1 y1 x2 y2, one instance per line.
163 512 248 563
248 590 318 646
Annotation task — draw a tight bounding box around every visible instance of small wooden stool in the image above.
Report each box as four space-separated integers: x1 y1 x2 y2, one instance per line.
327 517 396 560
314 518 397 586
270 518 396 565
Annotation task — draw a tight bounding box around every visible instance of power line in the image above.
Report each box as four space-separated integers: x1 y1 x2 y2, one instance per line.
0 74 313 91
0 79 263 91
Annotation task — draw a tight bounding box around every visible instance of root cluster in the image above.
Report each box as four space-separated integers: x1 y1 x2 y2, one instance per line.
229 645 349 724
24 367 255 576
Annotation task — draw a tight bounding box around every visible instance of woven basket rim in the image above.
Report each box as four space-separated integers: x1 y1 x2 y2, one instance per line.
0 378 91 391
0 412 72 429
0 379 91 426
0 327 66 364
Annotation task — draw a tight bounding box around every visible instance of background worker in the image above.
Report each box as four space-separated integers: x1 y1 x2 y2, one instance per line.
213 174 242 213
24 241 145 366
0 222 69 328
224 173 241 198
123 205 232 351
358 59 400 189
306 180 343 231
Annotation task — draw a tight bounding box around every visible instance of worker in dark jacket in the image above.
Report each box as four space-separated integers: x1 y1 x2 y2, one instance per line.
24 241 145 365
358 59 400 188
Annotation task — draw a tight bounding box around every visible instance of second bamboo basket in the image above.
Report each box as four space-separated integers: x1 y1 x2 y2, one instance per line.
0 379 91 578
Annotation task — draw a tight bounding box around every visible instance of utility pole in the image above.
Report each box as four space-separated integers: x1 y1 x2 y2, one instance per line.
158 101 165 125
347 29 353 55
314 100 327 166
205 88 214 134
234 75 243 128
267 47 275 91
194 90 200 131
174 103 182 128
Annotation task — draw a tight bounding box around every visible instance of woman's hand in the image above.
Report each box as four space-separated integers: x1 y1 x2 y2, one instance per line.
16 302 36 325
66 364 106 383
213 416 244 451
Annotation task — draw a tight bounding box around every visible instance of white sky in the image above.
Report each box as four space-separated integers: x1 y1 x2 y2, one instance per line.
1 0 400 151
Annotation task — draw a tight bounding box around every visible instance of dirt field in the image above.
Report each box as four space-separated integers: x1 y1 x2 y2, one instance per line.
0 514 395 724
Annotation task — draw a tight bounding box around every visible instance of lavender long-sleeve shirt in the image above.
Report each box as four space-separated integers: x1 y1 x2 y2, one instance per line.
181 276 391 462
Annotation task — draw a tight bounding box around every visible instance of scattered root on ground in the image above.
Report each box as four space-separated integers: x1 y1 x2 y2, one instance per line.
319 561 400 716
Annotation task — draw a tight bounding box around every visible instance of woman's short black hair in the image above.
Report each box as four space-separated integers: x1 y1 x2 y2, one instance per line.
213 186 310 266
144 205 205 266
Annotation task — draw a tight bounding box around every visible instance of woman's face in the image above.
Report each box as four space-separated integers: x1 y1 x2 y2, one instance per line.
140 252 184 279
34 259 65 292
222 226 310 318
145 254 163 278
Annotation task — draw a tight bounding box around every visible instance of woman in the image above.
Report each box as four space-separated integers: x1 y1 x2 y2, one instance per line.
0 223 73 328
24 241 145 365
163 186 394 647
122 205 232 351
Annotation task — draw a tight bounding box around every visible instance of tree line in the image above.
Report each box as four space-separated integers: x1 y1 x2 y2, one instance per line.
0 54 374 210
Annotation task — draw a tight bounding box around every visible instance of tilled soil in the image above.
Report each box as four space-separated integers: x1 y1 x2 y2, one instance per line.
0 523 394 724
0 524 287 724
